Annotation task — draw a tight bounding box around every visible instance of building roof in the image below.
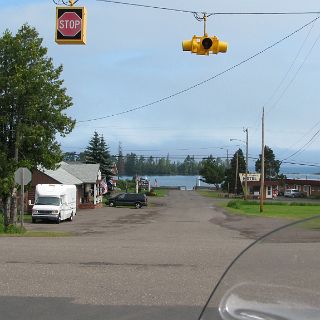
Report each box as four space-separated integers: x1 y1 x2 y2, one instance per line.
37 162 101 185
39 166 83 185
285 179 320 186
60 162 101 183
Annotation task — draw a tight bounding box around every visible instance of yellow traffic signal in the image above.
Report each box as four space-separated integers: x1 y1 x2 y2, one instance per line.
182 34 228 56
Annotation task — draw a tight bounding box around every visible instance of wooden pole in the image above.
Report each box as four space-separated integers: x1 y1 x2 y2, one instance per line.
244 128 249 200
260 108 265 212
235 151 239 195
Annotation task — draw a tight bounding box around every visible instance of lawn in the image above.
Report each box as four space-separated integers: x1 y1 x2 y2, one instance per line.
0 214 73 237
224 200 320 220
196 189 226 198
197 189 320 220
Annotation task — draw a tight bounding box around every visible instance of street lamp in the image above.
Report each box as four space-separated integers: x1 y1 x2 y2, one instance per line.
230 129 249 200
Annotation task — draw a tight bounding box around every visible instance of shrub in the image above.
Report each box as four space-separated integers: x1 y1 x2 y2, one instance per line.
117 179 135 191
146 189 157 197
290 202 320 206
227 200 242 209
4 224 26 234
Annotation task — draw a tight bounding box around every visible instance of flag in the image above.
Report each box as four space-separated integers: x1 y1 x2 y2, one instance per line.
101 180 108 194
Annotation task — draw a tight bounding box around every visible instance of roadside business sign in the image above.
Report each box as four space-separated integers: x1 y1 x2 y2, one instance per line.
239 173 261 183
55 7 87 44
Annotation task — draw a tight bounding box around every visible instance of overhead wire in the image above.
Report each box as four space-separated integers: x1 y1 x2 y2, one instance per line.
267 26 320 115
265 23 316 114
281 128 320 161
269 28 320 162
97 0 320 16
251 20 316 133
281 119 320 159
76 16 320 124
250 21 320 163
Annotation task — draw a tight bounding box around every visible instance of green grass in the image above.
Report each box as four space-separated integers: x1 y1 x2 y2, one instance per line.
196 190 225 198
149 188 168 197
224 200 320 220
0 214 73 237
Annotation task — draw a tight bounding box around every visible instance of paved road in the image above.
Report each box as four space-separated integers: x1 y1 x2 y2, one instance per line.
0 190 292 320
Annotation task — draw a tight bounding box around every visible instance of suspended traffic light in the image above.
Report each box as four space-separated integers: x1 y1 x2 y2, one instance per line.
182 34 228 55
182 13 228 56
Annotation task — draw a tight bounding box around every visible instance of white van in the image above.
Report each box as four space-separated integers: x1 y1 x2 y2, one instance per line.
31 184 77 224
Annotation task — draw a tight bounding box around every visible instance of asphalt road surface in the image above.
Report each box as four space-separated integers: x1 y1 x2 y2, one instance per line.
0 190 312 320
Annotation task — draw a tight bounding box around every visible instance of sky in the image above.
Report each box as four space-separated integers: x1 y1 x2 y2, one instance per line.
1 0 320 172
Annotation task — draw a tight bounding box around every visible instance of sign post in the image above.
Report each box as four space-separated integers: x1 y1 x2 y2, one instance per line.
55 6 87 45
14 168 32 228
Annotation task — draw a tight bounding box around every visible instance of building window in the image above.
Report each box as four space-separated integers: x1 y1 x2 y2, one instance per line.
267 186 272 196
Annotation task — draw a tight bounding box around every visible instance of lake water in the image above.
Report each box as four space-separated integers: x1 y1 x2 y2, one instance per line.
119 175 214 190
119 172 320 190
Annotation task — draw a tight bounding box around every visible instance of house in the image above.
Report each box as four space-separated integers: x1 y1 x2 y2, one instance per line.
282 179 320 197
246 180 279 199
29 162 103 210
246 178 320 199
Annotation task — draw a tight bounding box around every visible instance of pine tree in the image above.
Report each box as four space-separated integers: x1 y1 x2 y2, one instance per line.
85 132 113 180
255 146 281 179
224 149 246 194
117 142 125 176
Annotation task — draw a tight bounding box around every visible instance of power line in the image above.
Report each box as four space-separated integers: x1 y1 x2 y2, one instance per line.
281 127 320 161
282 119 320 159
265 22 316 114
97 0 320 16
76 16 320 124
252 21 316 133
267 26 320 115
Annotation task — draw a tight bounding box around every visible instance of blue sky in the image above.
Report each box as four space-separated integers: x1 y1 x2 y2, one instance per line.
1 0 320 171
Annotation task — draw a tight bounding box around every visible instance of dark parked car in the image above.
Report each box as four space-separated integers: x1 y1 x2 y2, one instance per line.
108 193 148 209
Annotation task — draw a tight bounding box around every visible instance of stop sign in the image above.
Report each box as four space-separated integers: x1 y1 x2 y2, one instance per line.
58 12 82 37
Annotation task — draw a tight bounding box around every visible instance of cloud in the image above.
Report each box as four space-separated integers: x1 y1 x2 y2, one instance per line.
1 0 320 168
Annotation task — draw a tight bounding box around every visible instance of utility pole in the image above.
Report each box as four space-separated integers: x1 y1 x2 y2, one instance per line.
260 108 265 213
235 151 239 195
244 128 249 200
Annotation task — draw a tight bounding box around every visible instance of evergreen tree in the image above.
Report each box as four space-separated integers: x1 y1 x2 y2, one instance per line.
125 153 137 176
63 152 79 162
85 132 113 180
117 142 125 177
85 132 100 163
224 149 246 194
255 146 281 179
98 135 113 180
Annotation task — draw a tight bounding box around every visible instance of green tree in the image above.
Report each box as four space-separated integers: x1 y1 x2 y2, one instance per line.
117 142 125 177
255 146 281 179
178 155 198 175
85 132 113 180
0 24 75 230
125 153 137 176
224 149 246 194
199 155 226 188
63 152 79 162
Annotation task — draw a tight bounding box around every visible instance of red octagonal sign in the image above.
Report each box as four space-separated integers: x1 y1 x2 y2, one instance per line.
58 12 82 37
